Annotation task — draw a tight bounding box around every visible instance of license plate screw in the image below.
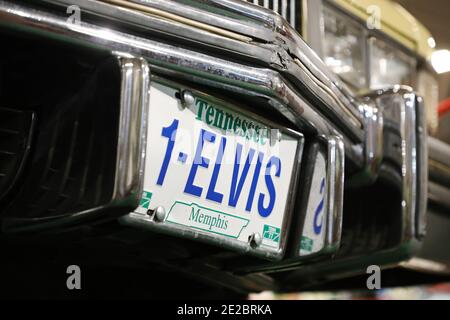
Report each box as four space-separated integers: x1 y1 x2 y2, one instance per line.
270 129 282 145
154 206 166 222
248 232 262 249
147 206 166 222
181 90 195 108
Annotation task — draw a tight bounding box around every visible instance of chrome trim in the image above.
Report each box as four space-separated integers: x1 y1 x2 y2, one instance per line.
114 54 150 201
2 53 151 232
362 103 383 182
346 100 383 185
416 96 428 238
326 136 345 248
105 0 253 42
46 0 263 48
273 87 429 282
0 1 365 168
204 0 365 133
43 0 365 143
229 135 344 272
367 86 428 241
300 135 345 256
121 78 305 261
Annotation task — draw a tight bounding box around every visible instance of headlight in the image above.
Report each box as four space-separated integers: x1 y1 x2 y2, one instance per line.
323 6 367 89
369 37 416 89
417 69 439 134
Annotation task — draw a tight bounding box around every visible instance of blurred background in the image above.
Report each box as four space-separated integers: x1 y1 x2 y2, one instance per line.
396 0 450 142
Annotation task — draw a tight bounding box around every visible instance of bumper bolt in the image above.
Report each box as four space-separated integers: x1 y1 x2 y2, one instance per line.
270 129 282 145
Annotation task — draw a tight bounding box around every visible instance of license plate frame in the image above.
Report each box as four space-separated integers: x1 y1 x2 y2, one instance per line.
121 78 304 260
291 137 345 259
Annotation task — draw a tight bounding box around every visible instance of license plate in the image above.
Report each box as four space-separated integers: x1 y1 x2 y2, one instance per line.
299 146 328 256
127 80 303 260
296 138 344 258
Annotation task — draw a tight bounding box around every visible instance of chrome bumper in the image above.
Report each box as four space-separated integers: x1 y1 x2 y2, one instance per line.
0 0 434 290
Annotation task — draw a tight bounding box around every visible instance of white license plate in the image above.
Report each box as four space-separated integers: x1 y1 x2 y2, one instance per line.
131 81 303 259
297 138 344 259
299 149 328 256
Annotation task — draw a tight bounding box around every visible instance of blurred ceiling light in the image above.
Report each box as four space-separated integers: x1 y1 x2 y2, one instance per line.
431 49 450 74
428 37 436 49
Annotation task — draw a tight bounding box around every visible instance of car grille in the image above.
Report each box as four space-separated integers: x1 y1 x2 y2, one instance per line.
0 33 121 221
0 108 35 202
242 0 300 31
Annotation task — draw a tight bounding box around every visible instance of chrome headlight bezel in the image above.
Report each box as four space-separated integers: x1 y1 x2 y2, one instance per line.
322 4 368 90
369 37 417 90
317 1 424 94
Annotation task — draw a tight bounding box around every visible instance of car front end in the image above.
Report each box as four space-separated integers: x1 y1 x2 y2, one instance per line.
0 0 448 297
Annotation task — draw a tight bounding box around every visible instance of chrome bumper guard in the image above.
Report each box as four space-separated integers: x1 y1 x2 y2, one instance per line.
370 87 428 241
275 87 428 284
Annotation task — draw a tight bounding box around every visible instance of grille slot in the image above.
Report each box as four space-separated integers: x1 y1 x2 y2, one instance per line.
339 175 402 257
242 0 300 31
0 32 122 221
3 60 121 219
0 108 35 201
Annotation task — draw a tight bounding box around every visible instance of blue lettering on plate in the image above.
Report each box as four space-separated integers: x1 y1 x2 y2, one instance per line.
228 143 255 208
184 129 216 197
313 177 326 235
245 151 264 212
206 136 227 203
258 156 281 217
